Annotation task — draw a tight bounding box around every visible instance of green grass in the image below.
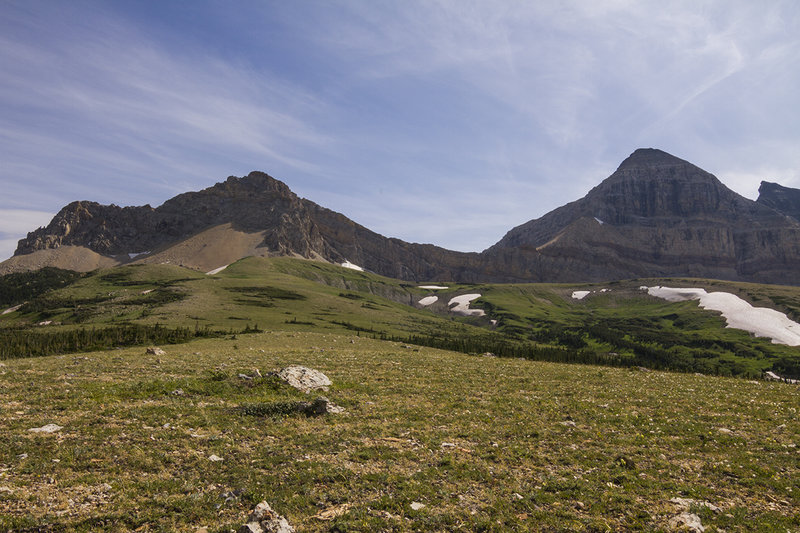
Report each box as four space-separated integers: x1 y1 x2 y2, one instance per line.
0 332 797 531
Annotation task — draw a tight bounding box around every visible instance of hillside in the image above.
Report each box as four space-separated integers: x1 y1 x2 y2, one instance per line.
1 257 799 531
3 256 800 379
6 149 800 285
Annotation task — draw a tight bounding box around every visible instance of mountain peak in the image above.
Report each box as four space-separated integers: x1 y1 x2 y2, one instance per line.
616 148 689 171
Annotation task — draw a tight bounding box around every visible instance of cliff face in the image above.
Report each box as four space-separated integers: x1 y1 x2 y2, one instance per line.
757 181 800 223
11 149 800 284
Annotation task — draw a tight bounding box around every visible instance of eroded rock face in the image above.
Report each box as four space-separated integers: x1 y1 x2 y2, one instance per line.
757 181 800 222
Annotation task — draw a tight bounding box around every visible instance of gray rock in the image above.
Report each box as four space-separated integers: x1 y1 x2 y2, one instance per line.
146 347 166 356
298 397 344 416
668 512 705 532
278 366 332 393
239 501 295 533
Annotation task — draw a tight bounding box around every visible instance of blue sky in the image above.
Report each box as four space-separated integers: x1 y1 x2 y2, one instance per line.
1 1 799 261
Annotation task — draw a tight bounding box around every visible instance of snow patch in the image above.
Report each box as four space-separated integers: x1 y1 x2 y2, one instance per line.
206 265 229 275
418 285 449 290
341 260 364 271
571 290 591 300
448 294 485 316
128 251 150 259
418 296 438 306
2 304 23 315
646 286 800 346
765 371 799 384
594 217 605 225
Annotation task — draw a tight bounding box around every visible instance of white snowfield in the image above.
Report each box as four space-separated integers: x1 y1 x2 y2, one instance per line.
341 260 364 271
128 251 150 259
571 290 591 300
2 304 23 315
646 286 800 346
418 296 438 306
206 264 229 275
448 294 486 316
418 285 449 290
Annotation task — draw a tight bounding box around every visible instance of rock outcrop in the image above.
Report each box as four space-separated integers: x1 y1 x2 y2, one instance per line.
8 149 800 284
757 181 800 222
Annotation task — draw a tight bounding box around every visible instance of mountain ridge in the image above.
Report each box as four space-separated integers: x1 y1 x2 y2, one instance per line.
7 148 800 284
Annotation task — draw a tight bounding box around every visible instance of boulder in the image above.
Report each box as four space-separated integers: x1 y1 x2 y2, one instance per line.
278 366 331 393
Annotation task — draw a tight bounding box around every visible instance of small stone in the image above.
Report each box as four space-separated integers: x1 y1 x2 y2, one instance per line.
717 428 733 435
208 454 223 462
240 501 295 533
146 347 166 356
28 423 63 433
512 492 523 500
410 502 425 511
171 389 185 396
252 368 262 378
560 420 577 427
238 373 253 380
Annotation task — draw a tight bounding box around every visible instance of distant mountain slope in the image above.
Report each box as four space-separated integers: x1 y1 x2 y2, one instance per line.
6 148 800 284
484 148 800 284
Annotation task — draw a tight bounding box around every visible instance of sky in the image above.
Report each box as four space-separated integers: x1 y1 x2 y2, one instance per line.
1 1 799 261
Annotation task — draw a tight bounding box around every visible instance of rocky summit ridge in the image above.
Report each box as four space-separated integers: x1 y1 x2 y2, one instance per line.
6 148 800 284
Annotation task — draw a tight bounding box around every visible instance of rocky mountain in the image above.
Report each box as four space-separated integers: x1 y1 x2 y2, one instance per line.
6 148 800 284
757 181 800 223
484 148 800 284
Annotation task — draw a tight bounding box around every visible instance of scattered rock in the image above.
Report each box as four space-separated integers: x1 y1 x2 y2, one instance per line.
410 502 426 511
238 373 253 381
252 368 263 378
670 498 720 513
171 388 185 396
299 397 344 416
28 423 63 433
208 455 223 462
146 347 166 356
717 428 733 435
278 366 332 393
668 512 704 532
239 501 295 533
560 420 577 427
482 352 496 357
313 503 352 520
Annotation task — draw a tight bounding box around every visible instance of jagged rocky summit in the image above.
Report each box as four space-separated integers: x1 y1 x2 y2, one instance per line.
6 148 800 285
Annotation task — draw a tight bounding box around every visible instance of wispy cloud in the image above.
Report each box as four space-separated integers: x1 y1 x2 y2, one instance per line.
0 209 55 261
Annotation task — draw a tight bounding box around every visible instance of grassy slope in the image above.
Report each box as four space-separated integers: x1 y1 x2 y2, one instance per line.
3 257 800 378
0 332 797 531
